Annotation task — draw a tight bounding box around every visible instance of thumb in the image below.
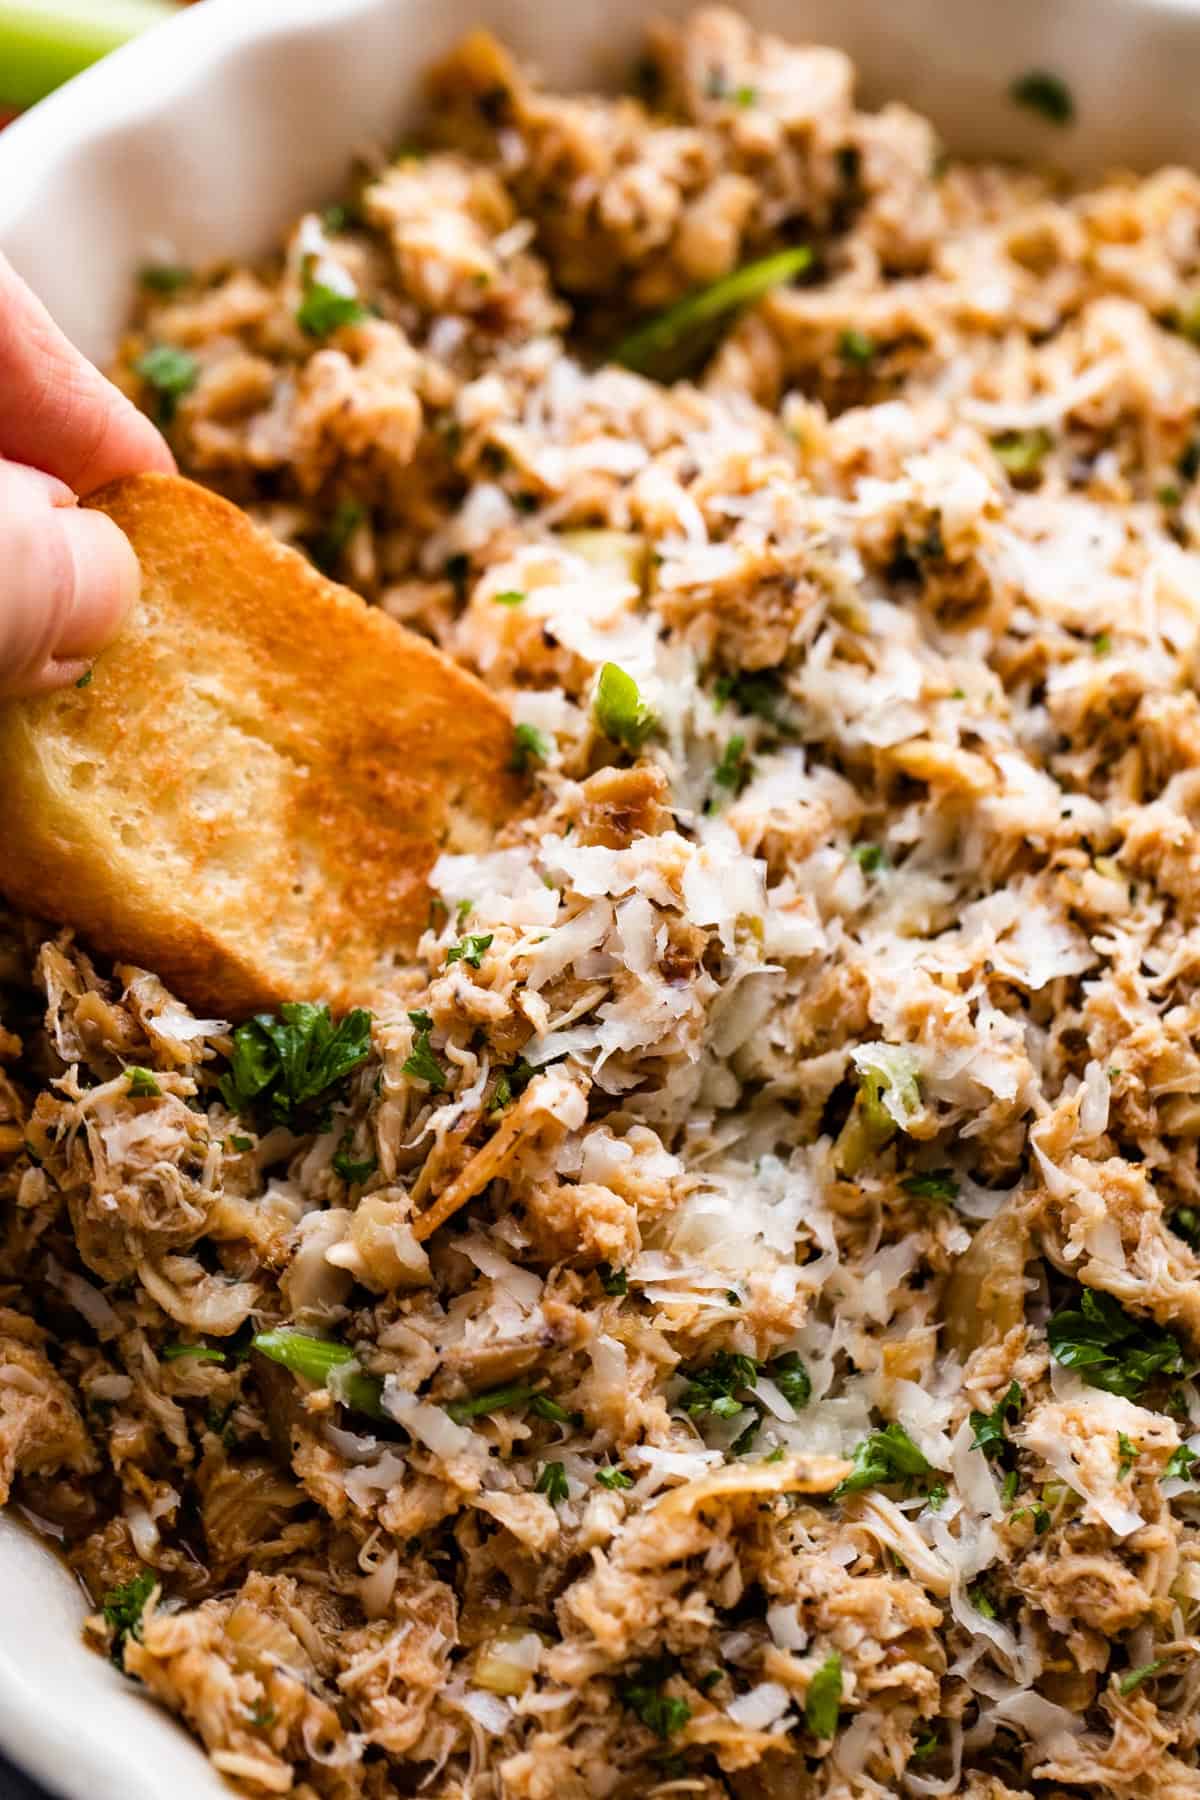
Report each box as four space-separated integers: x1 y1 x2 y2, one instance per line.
0 461 140 698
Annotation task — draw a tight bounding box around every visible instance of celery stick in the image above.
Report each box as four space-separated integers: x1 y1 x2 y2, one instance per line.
610 246 813 381
0 0 174 110
253 1328 386 1419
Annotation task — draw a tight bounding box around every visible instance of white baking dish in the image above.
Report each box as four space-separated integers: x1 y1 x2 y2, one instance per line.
2 0 1200 1794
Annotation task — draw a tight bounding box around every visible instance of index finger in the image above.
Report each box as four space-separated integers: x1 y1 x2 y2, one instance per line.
0 252 175 496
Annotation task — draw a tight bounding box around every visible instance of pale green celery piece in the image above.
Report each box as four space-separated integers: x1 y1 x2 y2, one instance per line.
836 1043 921 1176
0 1 175 109
252 1328 385 1419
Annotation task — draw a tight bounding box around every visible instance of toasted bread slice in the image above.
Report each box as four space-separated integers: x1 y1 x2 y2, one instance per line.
0 473 521 1015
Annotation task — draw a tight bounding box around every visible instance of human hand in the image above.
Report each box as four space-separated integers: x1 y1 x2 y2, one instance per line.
0 251 175 697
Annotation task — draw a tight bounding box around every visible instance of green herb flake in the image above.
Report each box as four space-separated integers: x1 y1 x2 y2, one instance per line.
680 1350 759 1420
230 1134 254 1152
535 1460 569 1504
770 1351 811 1410
220 1003 372 1129
838 328 876 366
162 1342 225 1364
446 933 494 969
1118 1660 1164 1696
75 668 93 689
593 662 657 751
851 843 886 872
134 344 199 423
926 1481 947 1511
713 733 753 796
598 1262 629 1296
296 278 367 338
313 499 365 572
611 246 812 382
1047 1286 1185 1400
101 1569 156 1667
911 1730 940 1763
597 1464 633 1490
1158 484 1183 509
1010 69 1075 126
332 1133 377 1185
493 589 526 606
901 1169 958 1201
402 1009 447 1093
1094 631 1112 656
125 1067 161 1098
834 1423 931 1499
712 669 783 721
804 1651 842 1740
1117 1432 1137 1479
617 1660 692 1739
969 1381 1023 1459
445 1381 538 1423
139 264 192 293
991 427 1053 479
510 722 551 774
1163 1443 1199 1484
969 1585 997 1619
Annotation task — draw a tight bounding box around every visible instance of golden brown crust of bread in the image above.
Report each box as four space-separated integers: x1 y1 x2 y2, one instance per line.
0 473 520 1015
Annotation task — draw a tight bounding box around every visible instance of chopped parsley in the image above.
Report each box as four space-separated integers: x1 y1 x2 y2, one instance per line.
493 589 526 606
851 843 886 872
598 1262 628 1296
296 275 367 338
445 1381 538 1423
75 668 93 689
510 722 550 774
1047 1287 1185 1399
610 246 812 382
1118 1660 1164 1696
712 734 753 797
617 1660 691 1739
139 263 192 293
1170 1207 1200 1251
230 1134 254 1152
332 1134 376 1185
680 1350 759 1419
838 328 876 366
220 1003 372 1129
490 1059 534 1112
834 1423 931 1499
1162 1444 1199 1483
101 1569 156 1667
926 1480 947 1511
1117 1432 1137 1479
312 499 365 572
597 1464 633 1490
1010 70 1074 126
124 1066 161 1098
1093 631 1112 656
770 1352 812 1410
162 1342 225 1364
969 1381 1023 1458
402 1010 447 1092
713 668 783 721
901 1169 958 1201
969 1586 997 1619
911 1730 940 1763
446 933 493 969
535 1461 569 1504
804 1651 842 1739
991 427 1053 479
593 662 657 751
133 344 198 423
320 201 360 233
